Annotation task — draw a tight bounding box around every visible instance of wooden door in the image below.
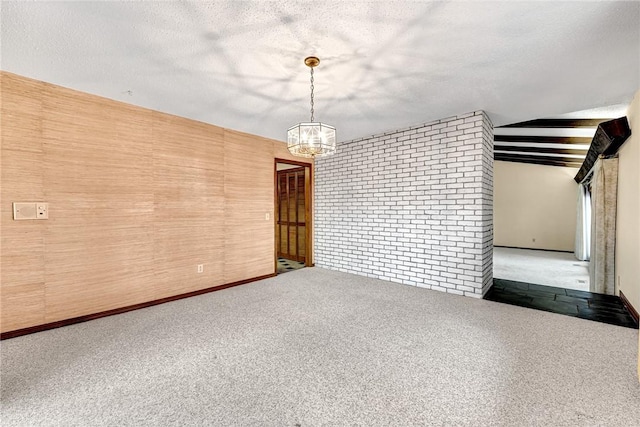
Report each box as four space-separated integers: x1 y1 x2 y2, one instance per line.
277 168 306 262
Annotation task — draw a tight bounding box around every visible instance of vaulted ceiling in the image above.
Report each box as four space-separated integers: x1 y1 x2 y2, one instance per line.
1 1 639 143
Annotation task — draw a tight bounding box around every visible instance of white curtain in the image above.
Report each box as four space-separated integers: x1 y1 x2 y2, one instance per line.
589 156 619 295
574 183 591 261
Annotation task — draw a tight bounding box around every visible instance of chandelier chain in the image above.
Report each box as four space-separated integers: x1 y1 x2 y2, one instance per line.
310 67 315 122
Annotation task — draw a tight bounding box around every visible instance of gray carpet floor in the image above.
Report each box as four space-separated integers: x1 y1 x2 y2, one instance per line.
1 267 639 426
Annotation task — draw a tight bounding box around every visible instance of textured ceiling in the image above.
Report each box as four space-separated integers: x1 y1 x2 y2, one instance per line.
1 1 639 143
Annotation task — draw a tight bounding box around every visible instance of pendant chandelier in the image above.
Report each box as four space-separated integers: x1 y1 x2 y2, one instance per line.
287 56 336 158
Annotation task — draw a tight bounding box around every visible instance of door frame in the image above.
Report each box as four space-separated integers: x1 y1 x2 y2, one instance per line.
275 158 313 271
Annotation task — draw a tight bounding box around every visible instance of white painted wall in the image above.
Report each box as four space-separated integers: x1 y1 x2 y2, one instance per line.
616 90 640 316
493 161 579 252
314 111 494 298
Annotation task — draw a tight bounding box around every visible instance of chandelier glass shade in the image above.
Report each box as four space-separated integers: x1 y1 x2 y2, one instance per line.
287 57 336 158
287 122 336 158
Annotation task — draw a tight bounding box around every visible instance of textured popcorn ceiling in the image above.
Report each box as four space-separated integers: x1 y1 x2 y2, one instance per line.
1 1 639 142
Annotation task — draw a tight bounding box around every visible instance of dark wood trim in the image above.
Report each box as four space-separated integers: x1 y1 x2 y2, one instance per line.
277 254 306 263
1 273 277 340
275 158 313 168
295 168 300 257
494 145 587 156
274 167 279 273
620 290 639 325
304 168 312 268
274 168 278 273
285 171 290 255
498 118 611 128
574 117 631 183
277 221 307 226
494 135 592 145
274 158 314 270
495 153 582 164
276 166 305 174
494 245 574 254
494 153 582 168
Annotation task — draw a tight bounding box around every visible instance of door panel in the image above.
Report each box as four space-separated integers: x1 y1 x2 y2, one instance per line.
277 167 306 262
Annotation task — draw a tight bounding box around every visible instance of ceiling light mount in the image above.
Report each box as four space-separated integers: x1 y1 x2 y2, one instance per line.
287 56 336 158
304 56 320 68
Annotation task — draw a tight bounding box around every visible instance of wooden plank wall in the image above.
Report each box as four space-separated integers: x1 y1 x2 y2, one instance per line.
0 71 313 333
42 85 157 322
224 129 275 284
0 73 47 329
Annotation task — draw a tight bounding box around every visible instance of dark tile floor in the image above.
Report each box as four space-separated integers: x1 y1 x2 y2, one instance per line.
277 257 305 274
485 278 639 329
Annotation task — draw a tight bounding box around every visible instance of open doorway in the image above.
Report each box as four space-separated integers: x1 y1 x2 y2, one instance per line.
488 112 638 328
491 109 632 296
275 159 312 274
491 159 588 290
490 160 636 327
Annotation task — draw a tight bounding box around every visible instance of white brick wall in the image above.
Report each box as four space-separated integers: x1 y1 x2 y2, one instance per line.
314 111 494 297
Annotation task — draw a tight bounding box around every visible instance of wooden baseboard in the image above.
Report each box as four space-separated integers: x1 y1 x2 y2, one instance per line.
620 290 639 325
1 273 277 340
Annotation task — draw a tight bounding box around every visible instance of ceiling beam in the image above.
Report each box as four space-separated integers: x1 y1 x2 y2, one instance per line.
493 135 592 145
497 118 612 128
494 145 587 156
574 116 632 183
494 153 583 168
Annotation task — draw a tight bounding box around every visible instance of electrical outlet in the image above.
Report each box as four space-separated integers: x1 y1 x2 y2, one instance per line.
197 264 204 273
36 203 49 219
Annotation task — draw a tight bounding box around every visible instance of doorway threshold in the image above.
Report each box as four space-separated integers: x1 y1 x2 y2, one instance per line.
485 278 639 329
277 257 305 274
